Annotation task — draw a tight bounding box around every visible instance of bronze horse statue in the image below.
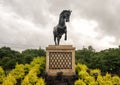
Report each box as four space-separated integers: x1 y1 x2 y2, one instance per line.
53 10 72 45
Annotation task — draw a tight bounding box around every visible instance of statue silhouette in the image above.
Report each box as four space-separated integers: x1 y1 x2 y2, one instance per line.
53 10 72 45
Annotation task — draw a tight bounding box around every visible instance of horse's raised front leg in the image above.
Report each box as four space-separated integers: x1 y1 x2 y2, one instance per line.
65 31 67 41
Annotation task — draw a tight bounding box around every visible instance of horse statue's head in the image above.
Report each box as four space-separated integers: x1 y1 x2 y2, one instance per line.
60 10 72 22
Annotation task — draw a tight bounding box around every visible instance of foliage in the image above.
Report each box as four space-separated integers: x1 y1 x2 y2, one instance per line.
90 69 101 76
0 47 22 70
84 76 95 85
22 49 45 64
9 64 25 79
2 74 17 85
0 66 5 83
74 79 86 85
78 71 89 80
76 63 88 74
0 46 45 71
112 76 120 84
1 46 120 76
1 57 45 85
36 78 45 85
21 57 45 85
75 64 120 85
1 46 120 84
76 46 120 76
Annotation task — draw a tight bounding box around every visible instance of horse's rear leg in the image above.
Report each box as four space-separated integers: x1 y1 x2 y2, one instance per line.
57 38 60 45
57 36 61 45
54 36 57 45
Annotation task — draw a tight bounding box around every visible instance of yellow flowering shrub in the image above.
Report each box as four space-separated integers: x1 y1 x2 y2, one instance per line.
89 81 98 85
0 66 5 83
1 57 45 85
22 73 38 85
90 69 101 76
76 63 88 73
112 76 120 85
97 75 103 84
2 74 16 85
30 57 45 67
75 64 120 85
36 78 45 85
84 76 95 84
22 57 45 85
24 64 31 73
103 73 112 81
78 71 89 79
10 64 25 79
74 79 86 85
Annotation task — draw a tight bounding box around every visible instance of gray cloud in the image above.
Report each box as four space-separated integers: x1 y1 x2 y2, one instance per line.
2 0 51 26
0 0 120 51
72 0 120 38
49 0 119 35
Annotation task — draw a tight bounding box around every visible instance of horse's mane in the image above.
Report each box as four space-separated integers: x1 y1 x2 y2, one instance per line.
60 10 70 16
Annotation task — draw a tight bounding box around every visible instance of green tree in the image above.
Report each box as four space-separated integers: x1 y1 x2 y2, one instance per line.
22 48 45 64
0 47 22 70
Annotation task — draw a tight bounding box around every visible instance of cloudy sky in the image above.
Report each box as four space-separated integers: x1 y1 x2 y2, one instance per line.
0 0 120 51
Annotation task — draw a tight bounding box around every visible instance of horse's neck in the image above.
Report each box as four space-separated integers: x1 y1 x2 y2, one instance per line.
58 16 65 27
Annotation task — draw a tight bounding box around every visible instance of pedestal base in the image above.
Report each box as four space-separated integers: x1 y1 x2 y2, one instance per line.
46 45 75 76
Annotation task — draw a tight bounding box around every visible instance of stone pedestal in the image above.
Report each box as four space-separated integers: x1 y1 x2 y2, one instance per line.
46 45 75 76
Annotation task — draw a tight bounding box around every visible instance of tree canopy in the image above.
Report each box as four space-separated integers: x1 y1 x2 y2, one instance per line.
0 47 45 71
76 46 120 76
